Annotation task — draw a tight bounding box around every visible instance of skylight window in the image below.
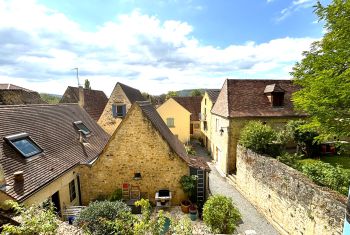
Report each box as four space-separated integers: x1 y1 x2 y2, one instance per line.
73 121 91 135
4 133 43 158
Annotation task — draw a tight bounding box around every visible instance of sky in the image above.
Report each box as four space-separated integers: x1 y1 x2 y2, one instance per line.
0 0 330 95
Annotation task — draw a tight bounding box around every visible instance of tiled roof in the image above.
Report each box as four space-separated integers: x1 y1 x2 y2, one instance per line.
206 89 220 103
0 104 110 201
211 79 304 118
60 86 108 121
0 84 34 92
118 83 145 103
173 96 202 121
137 101 209 171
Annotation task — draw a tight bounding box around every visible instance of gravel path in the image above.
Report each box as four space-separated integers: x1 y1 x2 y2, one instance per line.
208 162 279 235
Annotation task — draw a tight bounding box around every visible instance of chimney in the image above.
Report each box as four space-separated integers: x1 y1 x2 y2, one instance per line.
13 171 24 183
78 86 85 107
0 165 5 188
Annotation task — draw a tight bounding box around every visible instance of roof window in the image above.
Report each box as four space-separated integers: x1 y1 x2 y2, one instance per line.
4 133 43 158
73 121 91 135
264 84 285 107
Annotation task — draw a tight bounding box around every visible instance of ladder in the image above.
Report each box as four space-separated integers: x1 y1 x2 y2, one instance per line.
196 169 205 205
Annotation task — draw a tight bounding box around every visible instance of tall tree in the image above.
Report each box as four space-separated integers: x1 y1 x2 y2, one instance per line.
190 89 202 97
84 79 91 89
291 0 350 139
166 91 178 100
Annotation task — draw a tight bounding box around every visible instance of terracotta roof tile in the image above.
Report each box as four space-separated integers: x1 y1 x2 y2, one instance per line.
173 96 202 121
137 101 209 171
60 87 108 121
0 104 110 201
212 79 304 118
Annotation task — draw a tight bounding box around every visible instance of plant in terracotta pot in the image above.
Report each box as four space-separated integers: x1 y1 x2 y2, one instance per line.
179 175 197 213
188 204 197 221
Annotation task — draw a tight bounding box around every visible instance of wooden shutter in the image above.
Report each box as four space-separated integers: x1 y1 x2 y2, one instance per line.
112 104 117 117
122 105 126 117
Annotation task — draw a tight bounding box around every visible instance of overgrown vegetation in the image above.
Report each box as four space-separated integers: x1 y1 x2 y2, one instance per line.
1 200 59 235
74 200 132 235
40 93 61 104
108 188 123 201
185 145 196 155
203 195 241 234
239 121 282 157
180 175 197 198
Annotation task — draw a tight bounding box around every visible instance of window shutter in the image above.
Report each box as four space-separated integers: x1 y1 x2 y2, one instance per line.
122 105 126 117
112 104 117 117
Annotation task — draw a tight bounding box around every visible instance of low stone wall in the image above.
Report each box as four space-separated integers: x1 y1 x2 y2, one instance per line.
236 145 346 235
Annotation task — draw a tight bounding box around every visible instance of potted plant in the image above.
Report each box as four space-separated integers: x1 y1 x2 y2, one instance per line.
180 175 197 213
189 204 197 221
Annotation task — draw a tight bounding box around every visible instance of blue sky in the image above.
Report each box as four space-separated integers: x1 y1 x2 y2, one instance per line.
0 0 330 95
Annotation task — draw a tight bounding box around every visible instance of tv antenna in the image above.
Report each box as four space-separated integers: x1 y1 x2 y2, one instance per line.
72 68 80 86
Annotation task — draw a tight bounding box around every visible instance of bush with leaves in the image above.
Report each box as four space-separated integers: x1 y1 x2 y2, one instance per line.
1 200 59 235
169 217 193 235
74 200 132 235
180 175 197 198
277 152 303 169
203 195 241 234
108 188 123 201
301 161 350 195
239 121 281 156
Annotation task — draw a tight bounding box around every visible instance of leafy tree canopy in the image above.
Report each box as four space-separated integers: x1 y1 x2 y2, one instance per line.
291 0 350 140
166 91 178 100
190 89 202 96
84 79 91 89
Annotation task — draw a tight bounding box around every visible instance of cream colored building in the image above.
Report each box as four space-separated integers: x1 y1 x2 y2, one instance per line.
0 104 109 212
211 79 305 176
98 82 145 135
200 90 220 153
157 98 191 143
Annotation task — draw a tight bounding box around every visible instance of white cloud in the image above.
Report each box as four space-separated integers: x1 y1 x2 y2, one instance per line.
276 0 315 21
0 0 316 95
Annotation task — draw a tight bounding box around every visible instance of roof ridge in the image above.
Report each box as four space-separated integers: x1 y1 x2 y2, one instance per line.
0 103 80 108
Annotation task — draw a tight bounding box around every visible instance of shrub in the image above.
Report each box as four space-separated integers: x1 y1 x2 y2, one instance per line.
75 200 131 235
239 121 280 156
180 175 197 198
301 161 350 195
185 145 196 155
169 217 193 235
1 200 59 235
109 188 123 201
203 195 241 234
277 152 302 169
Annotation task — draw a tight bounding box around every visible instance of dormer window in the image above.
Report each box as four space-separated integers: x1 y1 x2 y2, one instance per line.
112 104 126 118
73 121 91 135
4 133 43 158
264 84 285 107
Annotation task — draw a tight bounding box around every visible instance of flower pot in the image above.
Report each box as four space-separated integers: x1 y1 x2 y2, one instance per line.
189 211 197 221
181 200 191 213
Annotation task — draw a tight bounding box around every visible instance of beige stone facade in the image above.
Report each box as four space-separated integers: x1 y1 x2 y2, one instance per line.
98 84 133 135
211 115 301 175
200 93 215 152
81 104 189 205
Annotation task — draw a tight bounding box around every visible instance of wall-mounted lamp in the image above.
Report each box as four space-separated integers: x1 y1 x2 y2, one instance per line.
219 127 229 136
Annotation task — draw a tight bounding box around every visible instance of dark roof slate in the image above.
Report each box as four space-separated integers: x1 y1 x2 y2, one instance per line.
0 104 109 201
118 83 145 103
206 89 220 103
173 96 202 121
60 86 108 121
137 101 209 171
211 79 304 118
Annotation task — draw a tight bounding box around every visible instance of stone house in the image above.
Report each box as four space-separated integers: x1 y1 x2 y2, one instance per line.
210 79 305 176
98 82 145 135
60 86 108 121
80 101 209 205
157 96 202 143
0 84 45 105
200 89 220 153
0 104 109 212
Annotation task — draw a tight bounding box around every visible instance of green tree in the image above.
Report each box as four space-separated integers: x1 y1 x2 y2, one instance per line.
84 79 91 89
166 91 178 100
190 89 202 96
40 93 61 104
291 0 350 139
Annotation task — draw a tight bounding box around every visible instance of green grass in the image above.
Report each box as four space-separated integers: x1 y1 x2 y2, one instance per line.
299 155 350 169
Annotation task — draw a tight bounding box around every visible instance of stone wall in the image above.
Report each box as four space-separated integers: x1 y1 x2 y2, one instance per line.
236 145 346 235
81 104 189 205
